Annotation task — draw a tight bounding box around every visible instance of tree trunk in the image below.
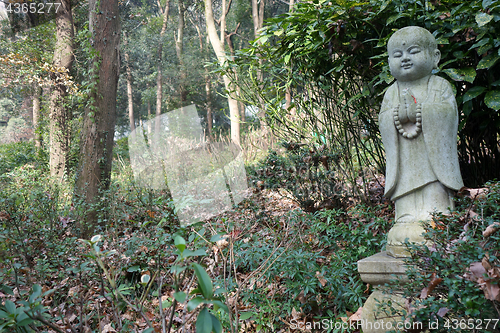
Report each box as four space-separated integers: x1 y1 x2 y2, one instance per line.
204 0 240 145
32 84 42 149
147 82 152 135
225 24 245 126
252 0 265 39
205 65 213 137
156 0 170 126
49 0 73 180
75 0 120 238
192 20 213 138
252 0 268 139
123 31 135 132
175 1 187 102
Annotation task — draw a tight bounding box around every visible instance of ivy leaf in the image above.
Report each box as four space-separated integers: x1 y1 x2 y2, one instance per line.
239 312 254 320
476 12 494 27
173 291 186 303
477 52 500 69
196 308 212 333
484 90 500 110
187 296 204 311
463 86 486 103
482 0 495 9
436 37 449 45
174 235 186 253
192 263 213 299
211 313 222 333
387 13 404 25
442 67 476 83
28 285 42 304
4 300 16 314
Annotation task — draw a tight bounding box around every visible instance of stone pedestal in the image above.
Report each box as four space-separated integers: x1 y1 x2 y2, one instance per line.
357 252 409 333
386 221 427 258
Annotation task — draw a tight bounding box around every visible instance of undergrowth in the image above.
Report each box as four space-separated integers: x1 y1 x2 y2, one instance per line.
0 144 498 333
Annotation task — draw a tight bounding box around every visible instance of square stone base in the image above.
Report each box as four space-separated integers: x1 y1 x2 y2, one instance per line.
357 252 412 333
358 251 409 286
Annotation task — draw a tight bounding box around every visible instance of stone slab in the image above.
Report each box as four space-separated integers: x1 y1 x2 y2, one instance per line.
357 251 409 285
360 289 407 333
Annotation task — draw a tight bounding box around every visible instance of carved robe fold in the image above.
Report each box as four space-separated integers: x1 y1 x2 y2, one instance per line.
379 75 464 201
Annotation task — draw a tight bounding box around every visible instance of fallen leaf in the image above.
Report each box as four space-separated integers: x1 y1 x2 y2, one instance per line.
291 307 302 320
349 307 362 323
101 323 117 333
145 311 155 321
482 257 492 271
315 271 327 287
66 312 77 323
478 277 500 301
469 262 487 280
430 218 446 230
122 311 134 321
437 307 449 317
420 273 443 299
296 290 307 304
68 286 79 298
458 187 489 200
216 238 229 249
483 222 500 237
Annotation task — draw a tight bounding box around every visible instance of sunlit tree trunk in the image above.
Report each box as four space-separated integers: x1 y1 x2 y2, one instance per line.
49 0 73 180
75 0 120 237
175 0 187 102
156 0 170 134
204 0 240 145
192 17 213 137
123 31 135 132
284 0 296 118
225 24 245 125
32 84 42 149
205 72 213 136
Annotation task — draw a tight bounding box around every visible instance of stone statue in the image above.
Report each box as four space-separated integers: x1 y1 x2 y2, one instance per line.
379 26 464 257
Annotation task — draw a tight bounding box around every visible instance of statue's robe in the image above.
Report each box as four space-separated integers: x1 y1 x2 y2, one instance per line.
379 75 464 201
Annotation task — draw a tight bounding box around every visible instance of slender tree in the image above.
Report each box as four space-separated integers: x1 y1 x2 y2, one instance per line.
123 31 135 132
189 10 214 136
75 0 120 237
32 84 42 148
49 0 74 179
156 0 170 121
175 0 187 102
205 0 241 145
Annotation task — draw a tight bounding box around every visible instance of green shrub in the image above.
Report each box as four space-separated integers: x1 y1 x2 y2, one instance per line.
229 0 500 194
0 141 45 176
230 204 391 332
398 181 500 332
250 145 345 212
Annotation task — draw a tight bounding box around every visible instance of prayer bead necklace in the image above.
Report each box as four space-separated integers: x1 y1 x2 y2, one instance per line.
393 104 422 139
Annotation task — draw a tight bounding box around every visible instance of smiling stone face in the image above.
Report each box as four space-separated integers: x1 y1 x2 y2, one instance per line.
387 26 440 82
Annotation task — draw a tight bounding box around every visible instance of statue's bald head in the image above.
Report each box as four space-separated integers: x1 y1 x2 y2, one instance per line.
388 26 437 52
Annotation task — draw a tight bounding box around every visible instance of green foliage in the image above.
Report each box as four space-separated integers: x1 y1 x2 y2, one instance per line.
229 0 500 193
397 181 500 332
368 0 500 186
0 141 45 176
250 145 343 212
225 0 387 202
232 205 391 331
81 230 228 333
0 284 51 332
